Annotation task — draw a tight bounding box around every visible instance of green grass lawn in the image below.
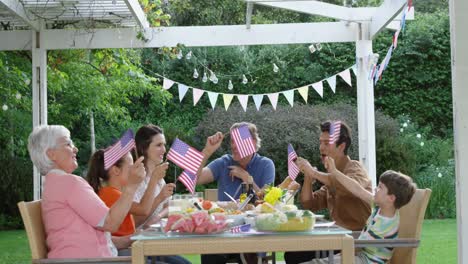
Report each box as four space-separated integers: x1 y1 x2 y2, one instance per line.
0 219 457 264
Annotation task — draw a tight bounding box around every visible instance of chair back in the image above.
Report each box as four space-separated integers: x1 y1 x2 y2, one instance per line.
204 188 218 201
18 200 48 260
390 188 432 264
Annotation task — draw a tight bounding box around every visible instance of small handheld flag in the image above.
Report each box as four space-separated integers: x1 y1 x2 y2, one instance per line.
104 129 135 170
288 144 300 180
329 121 342 145
231 224 251 233
231 125 256 159
167 138 204 175
178 170 197 194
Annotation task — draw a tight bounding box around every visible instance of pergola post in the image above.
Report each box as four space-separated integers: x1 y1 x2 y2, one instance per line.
356 22 377 188
450 0 468 262
32 25 48 200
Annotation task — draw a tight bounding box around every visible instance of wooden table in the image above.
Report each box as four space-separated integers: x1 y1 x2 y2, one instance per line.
131 228 354 264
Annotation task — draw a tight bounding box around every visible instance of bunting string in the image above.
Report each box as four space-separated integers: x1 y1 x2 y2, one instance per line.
152 64 355 112
371 3 413 84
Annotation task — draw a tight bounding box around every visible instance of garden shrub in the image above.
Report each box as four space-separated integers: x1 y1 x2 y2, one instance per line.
0 154 33 230
193 103 455 219
414 160 455 219
194 102 404 185
395 116 455 218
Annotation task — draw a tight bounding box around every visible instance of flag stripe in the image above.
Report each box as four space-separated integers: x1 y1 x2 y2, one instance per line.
105 142 134 163
104 129 135 170
231 125 256 159
288 144 300 180
166 138 204 175
168 149 204 168
231 224 251 233
329 121 341 144
179 170 196 194
167 150 203 174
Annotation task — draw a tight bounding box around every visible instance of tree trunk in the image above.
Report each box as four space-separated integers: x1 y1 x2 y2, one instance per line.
90 110 95 154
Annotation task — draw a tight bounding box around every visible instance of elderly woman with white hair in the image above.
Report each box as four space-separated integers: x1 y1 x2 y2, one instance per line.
28 125 145 259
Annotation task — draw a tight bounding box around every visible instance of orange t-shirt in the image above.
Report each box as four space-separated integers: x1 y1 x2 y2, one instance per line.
98 186 135 236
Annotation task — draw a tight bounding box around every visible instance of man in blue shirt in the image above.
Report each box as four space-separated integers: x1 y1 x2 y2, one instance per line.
196 122 275 201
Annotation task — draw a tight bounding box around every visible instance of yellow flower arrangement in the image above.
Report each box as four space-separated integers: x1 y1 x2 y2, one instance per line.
239 193 247 203
264 187 283 205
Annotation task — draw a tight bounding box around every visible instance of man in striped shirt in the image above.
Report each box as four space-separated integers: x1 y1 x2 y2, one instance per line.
306 160 416 264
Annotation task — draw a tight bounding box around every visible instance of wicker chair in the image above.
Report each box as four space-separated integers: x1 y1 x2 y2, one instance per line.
18 200 131 264
354 188 432 264
389 188 432 264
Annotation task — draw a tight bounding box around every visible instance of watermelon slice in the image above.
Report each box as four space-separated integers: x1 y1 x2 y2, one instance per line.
165 213 184 232
191 211 210 226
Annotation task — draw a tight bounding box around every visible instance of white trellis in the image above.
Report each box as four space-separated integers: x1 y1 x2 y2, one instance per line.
2 1 466 261
449 0 468 262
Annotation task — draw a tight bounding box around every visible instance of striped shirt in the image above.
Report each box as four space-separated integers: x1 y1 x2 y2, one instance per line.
358 207 400 264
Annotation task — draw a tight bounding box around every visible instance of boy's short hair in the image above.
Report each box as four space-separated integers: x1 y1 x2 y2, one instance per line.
320 121 352 154
379 170 417 209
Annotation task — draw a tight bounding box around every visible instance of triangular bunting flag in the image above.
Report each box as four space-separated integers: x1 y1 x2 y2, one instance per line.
163 78 175 90
369 64 377 81
223 94 234 111
192 88 205 106
401 8 407 32
351 64 358 76
267 93 279 110
252 94 264 111
237 95 249 112
283 90 295 107
312 82 324 98
178 83 189 102
326 76 337 93
374 65 380 85
393 29 401 49
383 46 393 70
207 92 219 110
338 69 352 87
297 86 309 103
377 63 385 80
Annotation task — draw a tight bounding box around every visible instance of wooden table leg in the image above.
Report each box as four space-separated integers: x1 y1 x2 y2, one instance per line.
341 235 355 264
131 241 145 264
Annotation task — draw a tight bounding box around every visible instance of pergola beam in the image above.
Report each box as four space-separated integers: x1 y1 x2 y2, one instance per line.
0 0 40 30
369 0 407 39
123 0 150 28
35 22 358 50
0 8 412 52
246 0 376 21
0 30 32 51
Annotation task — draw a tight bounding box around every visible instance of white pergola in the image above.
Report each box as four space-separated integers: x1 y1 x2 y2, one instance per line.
1 0 466 261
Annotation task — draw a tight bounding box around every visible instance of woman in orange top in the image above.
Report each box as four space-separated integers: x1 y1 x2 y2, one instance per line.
87 150 136 236
87 148 192 264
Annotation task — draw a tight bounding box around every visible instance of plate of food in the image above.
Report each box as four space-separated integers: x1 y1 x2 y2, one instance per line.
164 211 228 234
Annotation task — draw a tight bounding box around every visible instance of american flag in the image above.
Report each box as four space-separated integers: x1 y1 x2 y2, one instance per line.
178 170 197 194
167 138 204 175
104 129 135 170
231 125 256 159
329 121 342 144
231 224 251 233
288 144 300 181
